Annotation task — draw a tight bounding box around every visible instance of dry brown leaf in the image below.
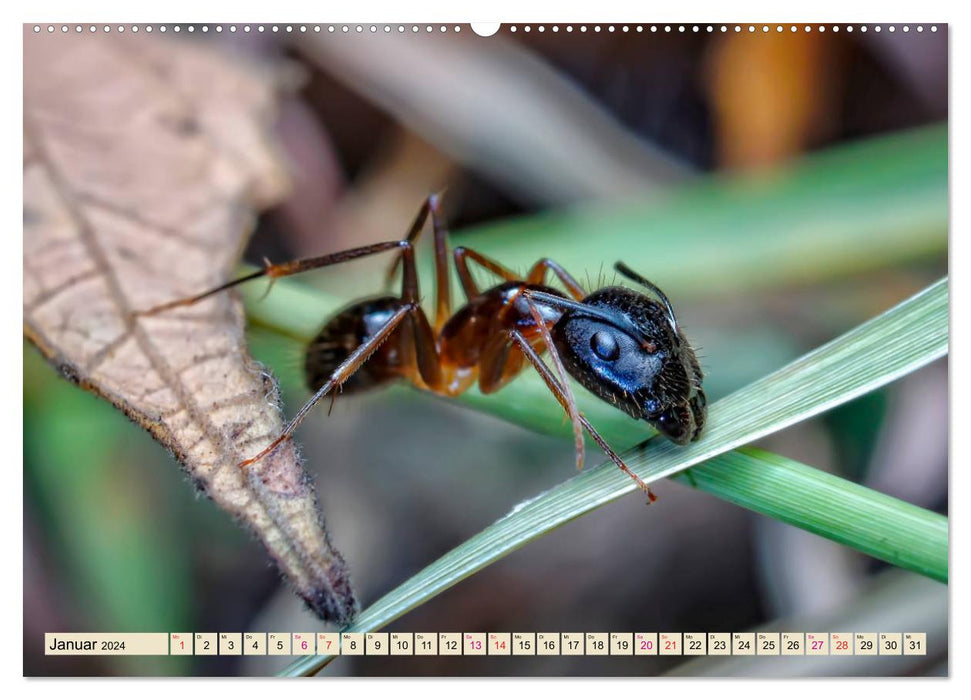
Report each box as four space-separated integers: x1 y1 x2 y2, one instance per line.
23 30 357 624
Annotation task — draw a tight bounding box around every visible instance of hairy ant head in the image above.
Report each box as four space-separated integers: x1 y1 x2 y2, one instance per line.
530 276 707 446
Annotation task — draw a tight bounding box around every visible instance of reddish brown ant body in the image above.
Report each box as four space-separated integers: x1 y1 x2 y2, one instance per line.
142 195 707 497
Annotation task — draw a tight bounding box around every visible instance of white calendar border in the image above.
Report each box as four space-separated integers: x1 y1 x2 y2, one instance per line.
7 0 961 697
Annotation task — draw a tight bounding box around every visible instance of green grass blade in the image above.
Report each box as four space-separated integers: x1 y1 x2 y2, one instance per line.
673 447 947 582
280 277 947 676
457 125 947 298
314 125 945 304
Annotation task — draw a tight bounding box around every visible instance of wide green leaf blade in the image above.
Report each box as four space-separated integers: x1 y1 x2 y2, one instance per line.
245 125 947 443
324 125 946 304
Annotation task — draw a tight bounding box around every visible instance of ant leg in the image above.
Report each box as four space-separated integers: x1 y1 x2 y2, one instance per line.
397 240 442 388
506 329 657 502
522 298 586 471
453 246 519 300
242 240 441 469
385 193 453 330
428 195 452 330
239 303 415 469
526 259 587 301
136 240 413 316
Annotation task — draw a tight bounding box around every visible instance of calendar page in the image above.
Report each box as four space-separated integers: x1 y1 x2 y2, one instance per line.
22 15 948 680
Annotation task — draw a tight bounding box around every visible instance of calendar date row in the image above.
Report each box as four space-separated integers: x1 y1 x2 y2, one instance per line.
45 632 927 657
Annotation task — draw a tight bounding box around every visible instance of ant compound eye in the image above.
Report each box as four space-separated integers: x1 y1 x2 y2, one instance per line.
590 331 620 361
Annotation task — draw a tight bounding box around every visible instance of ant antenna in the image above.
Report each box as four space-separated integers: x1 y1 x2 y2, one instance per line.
614 262 679 330
523 290 650 348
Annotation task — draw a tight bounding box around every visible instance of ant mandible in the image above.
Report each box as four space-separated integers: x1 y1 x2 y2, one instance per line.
141 194 707 500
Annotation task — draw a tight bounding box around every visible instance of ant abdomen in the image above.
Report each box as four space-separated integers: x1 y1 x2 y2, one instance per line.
304 296 411 395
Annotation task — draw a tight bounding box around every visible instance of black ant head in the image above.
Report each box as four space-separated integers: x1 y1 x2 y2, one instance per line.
546 263 706 445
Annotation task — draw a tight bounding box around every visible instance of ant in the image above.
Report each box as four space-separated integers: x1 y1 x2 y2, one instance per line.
141 194 707 499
